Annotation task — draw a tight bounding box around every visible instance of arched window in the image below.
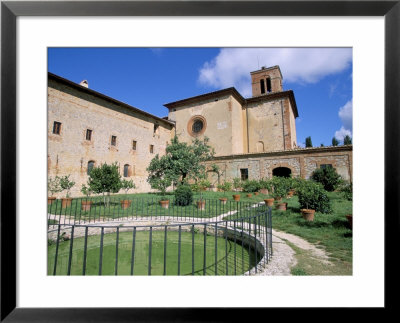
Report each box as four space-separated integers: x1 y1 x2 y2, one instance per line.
256 141 264 152
266 77 272 92
260 79 265 94
124 164 131 177
87 160 95 175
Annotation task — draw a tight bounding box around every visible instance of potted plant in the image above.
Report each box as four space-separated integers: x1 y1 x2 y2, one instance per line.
297 181 332 221
259 178 271 195
271 177 290 211
264 198 275 207
217 181 232 205
47 176 61 205
59 175 75 208
195 179 210 210
80 184 93 211
155 178 171 209
120 179 136 209
242 180 260 198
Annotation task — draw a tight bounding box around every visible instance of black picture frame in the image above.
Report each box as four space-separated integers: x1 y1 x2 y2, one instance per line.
1 1 399 321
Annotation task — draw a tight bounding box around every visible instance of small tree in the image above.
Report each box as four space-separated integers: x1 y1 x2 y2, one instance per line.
332 137 339 146
305 136 313 148
343 135 352 145
87 162 122 207
59 175 75 198
233 178 242 191
217 181 232 197
120 179 136 195
271 177 290 200
81 184 92 198
311 167 342 192
297 181 332 213
242 180 260 193
48 176 62 196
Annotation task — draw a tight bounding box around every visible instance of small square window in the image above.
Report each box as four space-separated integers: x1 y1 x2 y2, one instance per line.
86 129 92 141
111 135 117 146
150 145 154 154
53 121 61 135
320 164 333 169
240 168 249 181
132 140 137 150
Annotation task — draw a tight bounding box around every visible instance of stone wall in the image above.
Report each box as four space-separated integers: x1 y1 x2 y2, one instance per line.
205 146 352 182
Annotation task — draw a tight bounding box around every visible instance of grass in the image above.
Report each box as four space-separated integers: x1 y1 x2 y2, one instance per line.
48 191 271 222
48 230 259 276
269 191 352 275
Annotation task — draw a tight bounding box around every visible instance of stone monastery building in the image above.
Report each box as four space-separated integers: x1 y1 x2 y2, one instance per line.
48 65 352 197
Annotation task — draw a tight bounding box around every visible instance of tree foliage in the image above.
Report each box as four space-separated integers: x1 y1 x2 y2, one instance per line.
146 136 215 192
311 166 342 192
332 137 339 146
297 181 332 213
343 135 352 145
59 175 75 198
174 184 193 206
87 162 121 206
305 136 313 148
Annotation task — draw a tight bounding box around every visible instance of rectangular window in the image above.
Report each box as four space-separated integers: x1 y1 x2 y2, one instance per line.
111 135 117 146
86 129 92 141
153 124 159 133
149 145 154 154
320 164 333 169
240 168 249 181
132 140 137 150
53 121 61 135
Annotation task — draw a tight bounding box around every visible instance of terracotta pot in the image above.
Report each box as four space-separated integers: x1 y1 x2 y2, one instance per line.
345 214 353 229
159 200 170 209
232 194 241 201
301 209 315 221
246 193 252 198
254 192 259 196
287 190 295 198
61 198 73 208
197 200 206 210
48 197 56 205
81 200 93 211
276 202 287 211
120 200 132 210
264 198 274 207
219 198 228 205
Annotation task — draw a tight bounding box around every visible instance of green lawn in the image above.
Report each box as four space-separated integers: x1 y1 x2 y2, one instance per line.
267 192 353 275
48 191 270 222
48 230 259 276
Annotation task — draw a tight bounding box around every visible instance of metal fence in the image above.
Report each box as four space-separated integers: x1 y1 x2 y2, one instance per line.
48 208 272 276
48 196 267 228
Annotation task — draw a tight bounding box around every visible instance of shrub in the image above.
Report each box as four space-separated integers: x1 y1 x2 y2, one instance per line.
242 180 260 193
217 181 232 195
48 176 62 196
339 181 352 201
297 181 332 213
233 178 242 190
311 167 342 192
59 175 75 198
258 178 272 191
174 184 193 206
120 179 136 194
271 177 290 200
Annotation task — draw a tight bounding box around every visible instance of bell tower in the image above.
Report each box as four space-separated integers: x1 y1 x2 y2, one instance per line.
250 65 283 97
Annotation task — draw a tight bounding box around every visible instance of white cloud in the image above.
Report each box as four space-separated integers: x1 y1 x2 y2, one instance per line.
198 48 352 96
334 99 353 141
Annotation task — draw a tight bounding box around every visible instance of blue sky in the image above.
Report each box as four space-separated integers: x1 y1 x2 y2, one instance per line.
48 48 352 147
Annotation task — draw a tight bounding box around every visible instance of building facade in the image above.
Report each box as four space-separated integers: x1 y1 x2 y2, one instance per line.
48 66 352 197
